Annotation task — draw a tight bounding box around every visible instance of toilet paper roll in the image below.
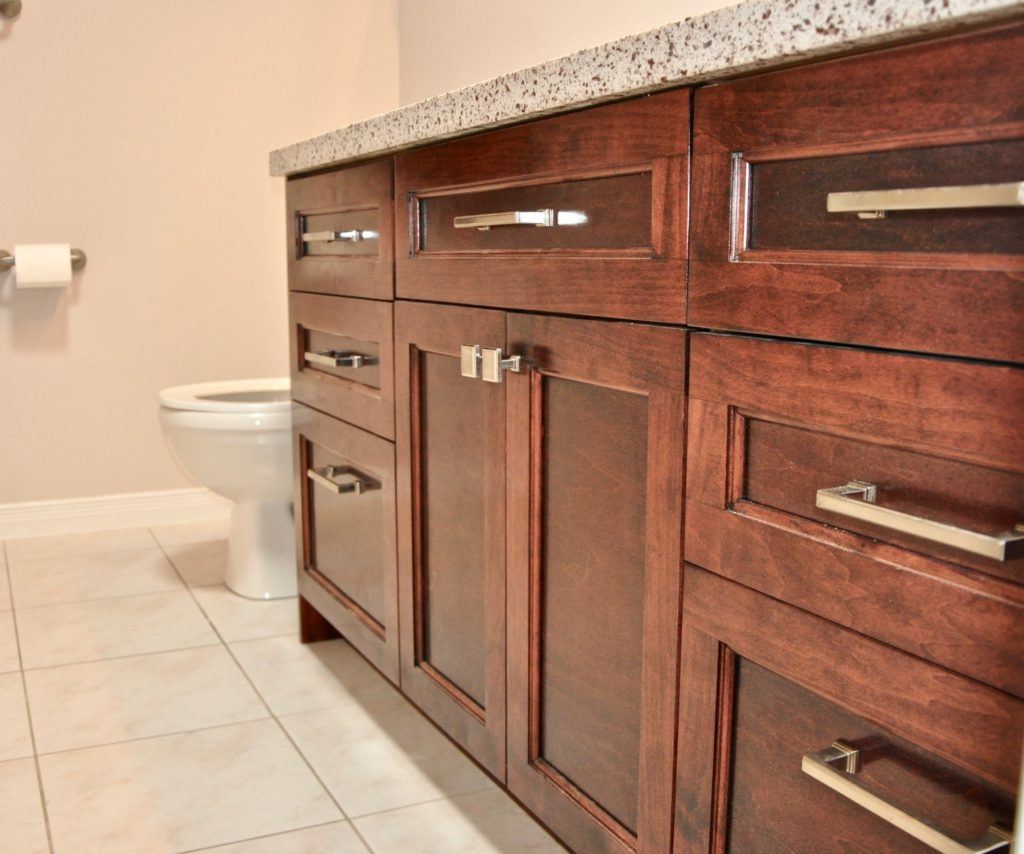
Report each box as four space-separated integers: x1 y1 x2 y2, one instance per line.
13 243 73 289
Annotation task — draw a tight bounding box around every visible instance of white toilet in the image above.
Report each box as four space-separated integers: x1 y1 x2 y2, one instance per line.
159 378 296 600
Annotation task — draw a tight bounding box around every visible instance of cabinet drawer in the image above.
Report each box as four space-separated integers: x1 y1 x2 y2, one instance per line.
675 566 1020 853
289 293 394 440
690 22 1024 362
286 158 393 300
686 333 1024 696
293 403 398 682
395 89 690 322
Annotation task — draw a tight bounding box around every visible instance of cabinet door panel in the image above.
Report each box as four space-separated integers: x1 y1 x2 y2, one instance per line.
506 314 686 853
675 566 1021 853
395 300 507 778
292 403 399 682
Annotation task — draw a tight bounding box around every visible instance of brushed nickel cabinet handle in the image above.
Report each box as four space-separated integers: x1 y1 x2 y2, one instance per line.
304 350 376 369
307 465 380 495
460 344 482 379
480 347 522 383
453 209 555 230
802 741 1012 853
301 229 378 243
815 481 1024 561
827 181 1024 219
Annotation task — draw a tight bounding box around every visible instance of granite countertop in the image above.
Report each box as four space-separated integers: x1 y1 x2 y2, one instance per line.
270 0 1024 176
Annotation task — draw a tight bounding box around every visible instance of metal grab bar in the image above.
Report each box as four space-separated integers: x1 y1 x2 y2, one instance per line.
301 229 379 243
306 465 380 496
827 181 1024 219
304 350 376 369
815 481 1024 561
802 741 1012 853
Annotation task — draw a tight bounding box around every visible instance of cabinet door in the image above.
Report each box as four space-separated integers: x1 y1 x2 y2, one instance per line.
293 403 399 682
394 300 508 778
505 314 687 852
675 565 1021 853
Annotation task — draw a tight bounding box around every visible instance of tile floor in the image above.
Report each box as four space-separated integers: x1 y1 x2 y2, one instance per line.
0 521 562 853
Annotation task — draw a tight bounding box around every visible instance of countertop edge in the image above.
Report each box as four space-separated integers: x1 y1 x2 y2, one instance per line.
270 0 1024 177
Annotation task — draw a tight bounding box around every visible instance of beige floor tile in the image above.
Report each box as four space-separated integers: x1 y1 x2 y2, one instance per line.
40 719 341 854
192 821 368 853
193 585 298 642
17 590 219 669
0 758 49 854
0 673 33 761
150 517 230 548
163 539 228 587
229 635 397 716
281 694 493 818
26 645 267 754
354 789 562 853
5 526 155 563
9 547 183 608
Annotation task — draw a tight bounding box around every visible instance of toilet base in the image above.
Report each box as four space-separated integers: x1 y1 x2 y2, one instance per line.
226 501 297 600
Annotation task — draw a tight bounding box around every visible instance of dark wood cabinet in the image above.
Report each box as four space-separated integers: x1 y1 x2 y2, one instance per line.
394 301 508 778
675 565 1021 853
292 402 400 683
395 89 690 323
689 22 1024 362
505 315 687 853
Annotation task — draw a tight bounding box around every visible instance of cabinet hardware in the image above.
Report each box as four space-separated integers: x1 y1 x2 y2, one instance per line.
453 209 555 230
304 350 375 369
480 348 522 383
827 181 1024 219
802 741 1012 853
815 481 1024 561
307 465 380 495
460 344 482 379
301 229 378 243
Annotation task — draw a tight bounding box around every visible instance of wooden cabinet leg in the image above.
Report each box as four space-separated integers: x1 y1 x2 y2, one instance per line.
299 596 342 644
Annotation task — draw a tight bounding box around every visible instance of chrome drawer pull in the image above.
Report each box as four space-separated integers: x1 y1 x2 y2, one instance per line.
802 741 1012 853
307 465 380 495
827 181 1024 219
304 350 375 369
453 209 555 230
301 229 378 243
815 481 1024 561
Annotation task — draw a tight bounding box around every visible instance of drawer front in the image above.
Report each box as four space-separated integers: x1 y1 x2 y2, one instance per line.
690 22 1024 362
686 333 1024 696
287 158 393 300
289 293 394 440
675 566 1020 853
292 403 398 682
395 89 690 322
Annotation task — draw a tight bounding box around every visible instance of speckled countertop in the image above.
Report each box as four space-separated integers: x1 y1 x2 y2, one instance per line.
270 0 1024 176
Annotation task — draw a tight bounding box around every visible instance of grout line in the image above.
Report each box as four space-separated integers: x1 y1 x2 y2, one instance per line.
10 582 189 615
173 818 362 854
148 534 377 851
2 539 56 854
19 640 221 674
346 785 499 823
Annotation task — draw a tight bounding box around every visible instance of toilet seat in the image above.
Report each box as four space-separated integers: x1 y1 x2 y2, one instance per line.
159 378 291 414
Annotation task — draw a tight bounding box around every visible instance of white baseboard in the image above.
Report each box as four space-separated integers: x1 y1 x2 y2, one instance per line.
0 488 231 539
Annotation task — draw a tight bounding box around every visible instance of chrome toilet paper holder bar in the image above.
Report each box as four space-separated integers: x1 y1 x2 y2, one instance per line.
0 248 88 272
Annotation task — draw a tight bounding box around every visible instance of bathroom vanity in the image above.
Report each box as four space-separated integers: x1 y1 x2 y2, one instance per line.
275 4 1024 851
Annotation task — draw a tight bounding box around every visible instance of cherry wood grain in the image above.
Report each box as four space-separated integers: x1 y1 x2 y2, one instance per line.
395 90 690 322
292 403 399 683
394 300 508 779
287 157 394 300
675 566 1021 853
506 313 686 853
690 22 1024 362
289 293 395 440
685 332 1024 697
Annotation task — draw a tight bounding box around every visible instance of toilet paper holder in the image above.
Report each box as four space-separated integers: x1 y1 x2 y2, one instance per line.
0 248 88 272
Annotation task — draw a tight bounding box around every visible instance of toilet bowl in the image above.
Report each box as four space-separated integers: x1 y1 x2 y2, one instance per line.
159 378 296 600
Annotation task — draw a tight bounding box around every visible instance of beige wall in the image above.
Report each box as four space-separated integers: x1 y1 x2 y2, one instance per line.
398 0 738 105
0 1 399 503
